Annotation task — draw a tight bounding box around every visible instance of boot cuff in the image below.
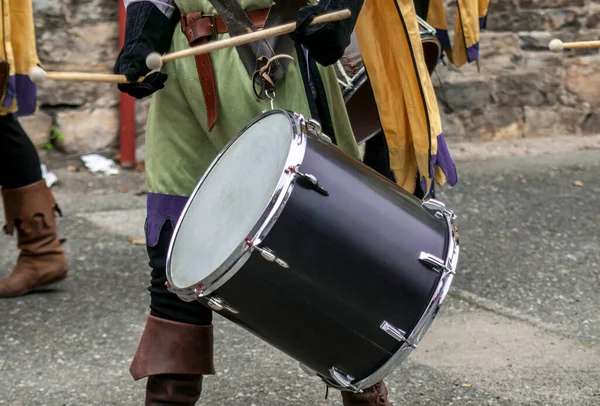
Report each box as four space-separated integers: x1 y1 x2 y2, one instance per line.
2 180 61 235
130 315 215 380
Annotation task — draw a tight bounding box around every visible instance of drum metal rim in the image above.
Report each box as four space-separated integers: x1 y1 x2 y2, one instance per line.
165 109 308 299
321 201 460 392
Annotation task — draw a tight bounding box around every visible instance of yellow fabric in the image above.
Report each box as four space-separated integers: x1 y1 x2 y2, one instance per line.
426 0 447 32
479 0 491 20
428 0 490 68
355 0 445 195
0 0 40 115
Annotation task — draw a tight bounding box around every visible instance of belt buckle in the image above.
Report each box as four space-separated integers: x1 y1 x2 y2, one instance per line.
202 13 218 41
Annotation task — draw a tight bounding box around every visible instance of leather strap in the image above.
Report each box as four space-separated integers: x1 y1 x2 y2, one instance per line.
180 10 269 130
207 0 306 93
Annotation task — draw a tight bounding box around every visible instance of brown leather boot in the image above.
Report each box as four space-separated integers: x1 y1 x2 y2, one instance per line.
130 315 215 406
341 381 392 406
0 180 68 297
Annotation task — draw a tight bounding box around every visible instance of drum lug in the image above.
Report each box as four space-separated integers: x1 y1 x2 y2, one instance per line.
329 367 360 392
246 239 289 268
206 295 239 314
380 321 416 349
306 119 333 144
288 166 329 196
419 252 456 275
422 198 456 220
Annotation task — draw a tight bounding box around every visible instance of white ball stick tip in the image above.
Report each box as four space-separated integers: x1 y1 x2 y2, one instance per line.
549 39 564 53
146 53 163 71
28 66 48 83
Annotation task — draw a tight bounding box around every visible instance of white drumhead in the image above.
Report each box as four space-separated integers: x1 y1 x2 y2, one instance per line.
169 112 295 289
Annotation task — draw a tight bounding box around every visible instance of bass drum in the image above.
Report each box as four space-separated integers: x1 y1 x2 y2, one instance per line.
336 17 441 145
166 110 459 392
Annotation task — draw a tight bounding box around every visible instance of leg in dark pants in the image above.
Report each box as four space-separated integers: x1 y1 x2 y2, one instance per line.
130 222 215 405
0 113 68 297
147 223 213 325
0 114 42 188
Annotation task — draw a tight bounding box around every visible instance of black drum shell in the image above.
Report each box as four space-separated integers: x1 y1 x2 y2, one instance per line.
205 133 448 383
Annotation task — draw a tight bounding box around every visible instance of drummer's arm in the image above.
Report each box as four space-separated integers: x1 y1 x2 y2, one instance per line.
124 0 178 19
115 0 180 98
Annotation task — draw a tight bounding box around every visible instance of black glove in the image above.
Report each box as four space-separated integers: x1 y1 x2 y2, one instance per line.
114 1 179 99
290 0 364 66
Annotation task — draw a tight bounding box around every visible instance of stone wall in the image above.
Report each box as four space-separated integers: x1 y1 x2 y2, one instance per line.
26 0 600 154
28 0 139 155
434 0 600 141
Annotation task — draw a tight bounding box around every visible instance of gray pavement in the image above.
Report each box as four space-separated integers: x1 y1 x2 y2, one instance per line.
1 145 599 405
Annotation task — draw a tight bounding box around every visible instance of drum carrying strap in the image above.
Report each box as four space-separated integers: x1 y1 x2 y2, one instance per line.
206 0 306 98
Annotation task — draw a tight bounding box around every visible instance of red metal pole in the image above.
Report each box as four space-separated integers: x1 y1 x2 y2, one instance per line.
118 0 136 168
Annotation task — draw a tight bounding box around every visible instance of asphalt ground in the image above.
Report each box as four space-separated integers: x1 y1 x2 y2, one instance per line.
0 141 599 405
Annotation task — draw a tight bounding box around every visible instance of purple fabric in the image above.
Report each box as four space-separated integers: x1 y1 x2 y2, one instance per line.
466 42 480 63
2 74 37 116
429 134 458 187
15 74 37 116
3 76 16 108
480 16 487 30
146 192 189 246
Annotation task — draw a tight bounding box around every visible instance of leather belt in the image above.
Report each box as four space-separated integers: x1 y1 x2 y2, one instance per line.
180 9 270 130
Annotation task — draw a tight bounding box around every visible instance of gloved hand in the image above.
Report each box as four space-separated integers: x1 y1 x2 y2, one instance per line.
290 0 364 66
114 1 179 99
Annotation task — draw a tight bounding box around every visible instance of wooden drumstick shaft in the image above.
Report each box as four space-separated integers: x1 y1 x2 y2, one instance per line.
549 39 600 52
562 40 600 49
28 66 146 84
44 71 142 83
152 9 351 67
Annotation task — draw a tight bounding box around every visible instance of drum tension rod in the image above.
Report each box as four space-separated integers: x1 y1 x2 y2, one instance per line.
329 367 360 392
419 252 456 275
245 239 289 268
205 295 240 314
306 119 333 143
380 321 416 349
287 166 329 196
422 198 457 220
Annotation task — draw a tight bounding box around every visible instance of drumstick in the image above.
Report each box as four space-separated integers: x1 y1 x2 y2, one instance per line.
28 10 350 84
549 38 600 52
28 66 145 84
145 9 352 70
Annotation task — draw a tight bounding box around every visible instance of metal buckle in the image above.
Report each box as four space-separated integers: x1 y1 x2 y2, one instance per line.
201 14 218 40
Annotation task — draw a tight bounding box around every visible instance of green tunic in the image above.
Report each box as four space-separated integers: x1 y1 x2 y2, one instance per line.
146 0 360 197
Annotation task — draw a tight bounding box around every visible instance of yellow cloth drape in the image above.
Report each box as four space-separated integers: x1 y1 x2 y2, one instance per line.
355 0 456 196
427 0 490 68
0 0 40 116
